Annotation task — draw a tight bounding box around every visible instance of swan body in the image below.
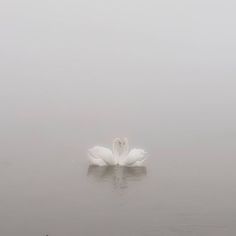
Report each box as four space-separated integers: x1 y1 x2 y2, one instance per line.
119 138 147 166
88 138 121 166
88 138 147 166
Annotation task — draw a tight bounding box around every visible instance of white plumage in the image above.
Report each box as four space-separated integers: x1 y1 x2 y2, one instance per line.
119 148 146 166
88 138 121 166
119 138 147 166
88 138 147 167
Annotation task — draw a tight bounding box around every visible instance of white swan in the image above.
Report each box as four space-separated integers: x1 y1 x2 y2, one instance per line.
88 138 121 166
119 138 147 166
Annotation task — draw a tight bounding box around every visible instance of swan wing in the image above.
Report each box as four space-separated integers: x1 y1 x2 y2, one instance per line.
88 146 116 166
88 153 107 166
130 159 146 167
124 149 147 166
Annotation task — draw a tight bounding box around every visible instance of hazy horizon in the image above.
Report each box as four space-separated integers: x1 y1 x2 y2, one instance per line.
0 0 236 235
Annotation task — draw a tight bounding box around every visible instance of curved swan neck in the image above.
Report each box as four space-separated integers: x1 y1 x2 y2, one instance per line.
123 138 129 155
112 141 117 154
112 138 120 162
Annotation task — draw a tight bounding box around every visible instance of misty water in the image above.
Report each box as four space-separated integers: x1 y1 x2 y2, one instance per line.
1 0 236 235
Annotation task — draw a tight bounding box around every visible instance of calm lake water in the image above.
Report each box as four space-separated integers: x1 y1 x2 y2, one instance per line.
1 134 235 236
1 0 236 235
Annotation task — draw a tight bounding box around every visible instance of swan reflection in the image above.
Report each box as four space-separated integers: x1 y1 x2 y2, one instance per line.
87 166 147 189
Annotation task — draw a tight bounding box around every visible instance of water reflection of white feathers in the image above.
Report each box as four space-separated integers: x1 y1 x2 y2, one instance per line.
87 166 147 189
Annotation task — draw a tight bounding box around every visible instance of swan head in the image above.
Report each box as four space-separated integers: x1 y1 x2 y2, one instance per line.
112 138 123 153
123 137 128 145
120 137 129 153
113 137 122 147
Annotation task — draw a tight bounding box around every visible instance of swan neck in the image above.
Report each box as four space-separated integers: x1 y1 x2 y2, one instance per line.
112 140 119 162
124 139 129 155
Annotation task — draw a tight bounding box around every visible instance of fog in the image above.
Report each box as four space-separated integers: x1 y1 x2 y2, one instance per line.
0 0 236 235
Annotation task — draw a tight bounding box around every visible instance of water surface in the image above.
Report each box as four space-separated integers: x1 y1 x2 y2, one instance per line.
1 0 236 235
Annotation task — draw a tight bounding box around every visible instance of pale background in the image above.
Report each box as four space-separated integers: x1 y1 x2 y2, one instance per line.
0 0 236 235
